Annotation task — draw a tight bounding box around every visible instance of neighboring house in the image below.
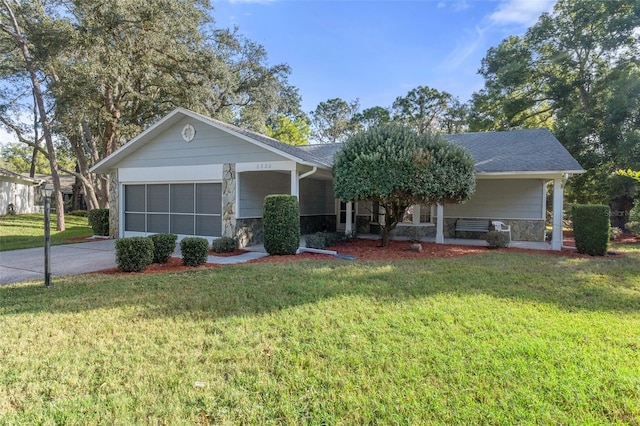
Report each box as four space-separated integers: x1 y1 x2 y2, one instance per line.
32 174 87 212
91 108 584 250
0 168 43 215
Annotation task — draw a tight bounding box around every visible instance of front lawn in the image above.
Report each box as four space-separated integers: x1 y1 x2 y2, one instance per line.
0 213 93 251
1 249 639 424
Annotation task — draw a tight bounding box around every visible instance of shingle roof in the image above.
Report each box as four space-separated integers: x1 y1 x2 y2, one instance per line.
0 168 42 185
91 107 583 175
210 119 332 167
444 129 584 173
296 129 584 174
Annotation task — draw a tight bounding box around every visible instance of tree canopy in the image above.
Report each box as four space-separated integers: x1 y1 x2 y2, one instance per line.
309 98 360 144
333 124 476 246
1 0 298 211
469 0 640 212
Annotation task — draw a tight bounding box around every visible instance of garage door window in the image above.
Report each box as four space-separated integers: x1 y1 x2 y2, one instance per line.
124 183 221 236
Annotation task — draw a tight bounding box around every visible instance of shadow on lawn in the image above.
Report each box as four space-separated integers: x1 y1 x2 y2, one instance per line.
1 251 639 317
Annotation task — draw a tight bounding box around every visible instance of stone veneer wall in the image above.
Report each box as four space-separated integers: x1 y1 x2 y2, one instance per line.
108 169 119 238
443 218 545 241
235 215 337 248
390 224 437 239
235 218 263 248
222 163 236 238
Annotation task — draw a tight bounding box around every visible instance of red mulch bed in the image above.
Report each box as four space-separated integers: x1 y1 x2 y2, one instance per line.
247 237 599 264
208 248 248 257
97 257 219 276
94 232 637 275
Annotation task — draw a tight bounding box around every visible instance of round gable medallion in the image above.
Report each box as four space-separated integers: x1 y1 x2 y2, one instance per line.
181 124 196 142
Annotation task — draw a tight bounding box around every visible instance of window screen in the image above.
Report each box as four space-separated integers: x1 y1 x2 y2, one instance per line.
125 185 145 212
171 184 194 213
147 185 169 212
124 183 221 237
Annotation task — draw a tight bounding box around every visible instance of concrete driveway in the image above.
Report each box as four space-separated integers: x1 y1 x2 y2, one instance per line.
0 239 117 285
0 238 270 285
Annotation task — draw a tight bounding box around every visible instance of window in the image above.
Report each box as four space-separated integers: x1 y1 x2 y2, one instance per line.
401 204 433 225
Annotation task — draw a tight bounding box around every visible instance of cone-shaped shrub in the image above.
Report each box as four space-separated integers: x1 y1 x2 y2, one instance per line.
572 204 610 256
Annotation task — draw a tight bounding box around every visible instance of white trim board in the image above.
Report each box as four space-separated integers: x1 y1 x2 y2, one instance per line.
119 164 223 183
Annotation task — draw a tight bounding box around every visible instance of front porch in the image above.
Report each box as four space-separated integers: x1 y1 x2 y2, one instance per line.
243 233 568 253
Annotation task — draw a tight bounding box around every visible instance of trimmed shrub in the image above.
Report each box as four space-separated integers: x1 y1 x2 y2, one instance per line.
627 221 640 235
88 209 109 236
212 236 236 253
149 233 177 263
572 204 610 256
629 201 640 223
610 227 623 241
305 232 327 249
180 237 209 266
115 237 154 272
486 230 510 249
305 231 345 249
69 210 88 217
263 194 300 255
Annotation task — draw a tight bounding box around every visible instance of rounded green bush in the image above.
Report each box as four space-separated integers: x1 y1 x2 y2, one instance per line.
263 194 300 255
115 237 154 272
180 237 209 266
212 236 236 253
148 233 177 263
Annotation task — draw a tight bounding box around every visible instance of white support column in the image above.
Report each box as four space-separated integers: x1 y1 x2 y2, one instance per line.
436 203 444 244
290 170 299 199
345 201 353 234
551 177 563 251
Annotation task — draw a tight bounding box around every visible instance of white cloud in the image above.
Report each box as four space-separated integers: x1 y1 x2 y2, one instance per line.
437 1 470 12
489 0 556 27
443 25 486 70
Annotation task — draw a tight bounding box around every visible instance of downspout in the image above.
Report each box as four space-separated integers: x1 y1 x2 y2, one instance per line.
299 166 318 180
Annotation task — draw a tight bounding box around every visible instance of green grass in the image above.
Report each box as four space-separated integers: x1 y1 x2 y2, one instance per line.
1 247 639 424
0 213 93 251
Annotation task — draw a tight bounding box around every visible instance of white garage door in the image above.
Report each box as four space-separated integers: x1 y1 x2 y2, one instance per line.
123 183 222 237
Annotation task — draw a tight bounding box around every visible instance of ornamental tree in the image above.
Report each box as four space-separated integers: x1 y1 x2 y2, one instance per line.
333 124 476 246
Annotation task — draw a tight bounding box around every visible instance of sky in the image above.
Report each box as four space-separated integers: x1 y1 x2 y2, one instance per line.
210 0 557 114
0 0 556 147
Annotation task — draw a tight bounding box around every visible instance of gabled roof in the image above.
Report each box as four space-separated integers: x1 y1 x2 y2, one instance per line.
444 129 584 174
0 168 42 185
91 108 331 174
303 129 584 175
91 108 583 176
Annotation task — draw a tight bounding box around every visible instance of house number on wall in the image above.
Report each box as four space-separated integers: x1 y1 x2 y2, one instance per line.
256 163 272 170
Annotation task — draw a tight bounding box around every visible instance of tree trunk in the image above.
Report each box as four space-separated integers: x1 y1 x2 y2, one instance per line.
2 0 65 230
29 89 38 177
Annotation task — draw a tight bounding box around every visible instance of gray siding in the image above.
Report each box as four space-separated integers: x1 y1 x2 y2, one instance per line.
239 171 290 218
445 179 544 219
300 178 334 215
118 117 287 168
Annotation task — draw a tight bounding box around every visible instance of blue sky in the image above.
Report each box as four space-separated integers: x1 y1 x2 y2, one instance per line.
0 0 555 146
211 0 557 115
